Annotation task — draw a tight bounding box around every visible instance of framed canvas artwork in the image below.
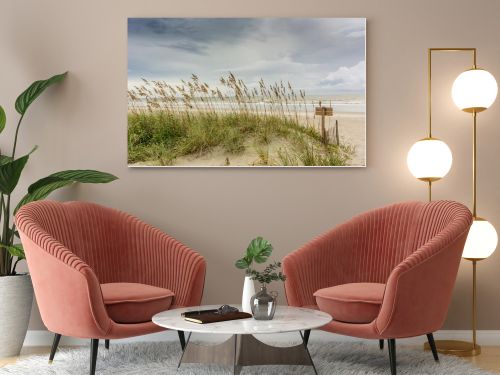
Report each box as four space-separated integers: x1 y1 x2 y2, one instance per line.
128 18 366 167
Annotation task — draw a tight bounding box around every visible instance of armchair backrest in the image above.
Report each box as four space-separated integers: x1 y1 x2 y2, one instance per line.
283 200 472 308
16 200 132 284
341 201 421 284
345 200 469 284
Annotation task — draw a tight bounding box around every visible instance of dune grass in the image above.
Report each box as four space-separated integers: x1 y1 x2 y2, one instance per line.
128 74 355 166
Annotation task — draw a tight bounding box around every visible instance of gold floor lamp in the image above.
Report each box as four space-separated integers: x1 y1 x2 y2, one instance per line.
407 48 498 356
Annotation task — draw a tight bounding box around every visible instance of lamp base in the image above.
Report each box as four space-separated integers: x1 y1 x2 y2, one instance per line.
424 340 481 357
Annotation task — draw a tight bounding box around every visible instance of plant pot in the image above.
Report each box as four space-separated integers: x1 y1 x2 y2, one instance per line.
0 274 33 358
241 276 255 313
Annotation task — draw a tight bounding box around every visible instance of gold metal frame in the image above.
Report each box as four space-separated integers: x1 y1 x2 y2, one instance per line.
422 47 485 357
423 48 476 201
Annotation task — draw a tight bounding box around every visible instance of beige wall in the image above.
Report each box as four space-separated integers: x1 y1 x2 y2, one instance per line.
2 0 500 331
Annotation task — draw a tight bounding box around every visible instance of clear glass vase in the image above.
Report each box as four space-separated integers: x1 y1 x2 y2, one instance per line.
250 285 278 320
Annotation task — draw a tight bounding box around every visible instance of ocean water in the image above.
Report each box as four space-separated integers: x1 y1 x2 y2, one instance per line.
129 94 366 115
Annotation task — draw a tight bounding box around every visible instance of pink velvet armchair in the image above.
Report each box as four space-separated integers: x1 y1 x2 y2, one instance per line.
283 200 472 375
16 200 206 375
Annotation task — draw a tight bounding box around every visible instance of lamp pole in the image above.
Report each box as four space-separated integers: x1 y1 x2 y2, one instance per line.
423 47 484 357
424 48 476 202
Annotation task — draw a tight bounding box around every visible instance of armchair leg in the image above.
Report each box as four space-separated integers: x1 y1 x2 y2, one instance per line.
177 330 186 350
388 339 396 375
303 329 311 347
48 333 62 363
426 333 439 362
379 339 384 350
105 339 110 350
90 339 99 375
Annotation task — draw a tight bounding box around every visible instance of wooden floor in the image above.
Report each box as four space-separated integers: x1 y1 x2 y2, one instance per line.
1 345 500 372
465 346 500 373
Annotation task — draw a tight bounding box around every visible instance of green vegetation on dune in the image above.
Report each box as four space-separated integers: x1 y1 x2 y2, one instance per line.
127 74 355 166
128 111 354 166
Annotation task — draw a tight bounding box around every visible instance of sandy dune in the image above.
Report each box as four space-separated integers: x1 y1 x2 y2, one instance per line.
130 111 366 167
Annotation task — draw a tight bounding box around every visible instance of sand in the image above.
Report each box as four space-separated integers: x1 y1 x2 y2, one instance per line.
331 112 366 166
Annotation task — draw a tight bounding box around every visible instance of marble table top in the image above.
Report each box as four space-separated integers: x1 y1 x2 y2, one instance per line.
152 305 332 335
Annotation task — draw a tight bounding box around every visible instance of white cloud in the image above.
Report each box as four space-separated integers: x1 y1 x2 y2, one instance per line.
321 60 365 92
346 30 365 38
128 19 366 95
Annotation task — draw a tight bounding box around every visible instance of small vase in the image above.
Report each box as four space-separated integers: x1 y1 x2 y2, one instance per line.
241 276 255 313
250 285 278 320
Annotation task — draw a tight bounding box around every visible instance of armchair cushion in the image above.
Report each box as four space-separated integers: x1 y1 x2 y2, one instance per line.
314 283 385 324
102 283 174 324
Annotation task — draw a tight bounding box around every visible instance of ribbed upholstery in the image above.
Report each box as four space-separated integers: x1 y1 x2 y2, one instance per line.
15 200 206 339
283 200 472 339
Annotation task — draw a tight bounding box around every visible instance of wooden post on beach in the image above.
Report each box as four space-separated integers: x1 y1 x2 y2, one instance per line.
315 100 333 144
335 120 340 145
320 101 326 141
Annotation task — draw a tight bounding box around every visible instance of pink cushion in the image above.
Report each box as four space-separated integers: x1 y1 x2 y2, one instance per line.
314 283 385 324
102 283 174 324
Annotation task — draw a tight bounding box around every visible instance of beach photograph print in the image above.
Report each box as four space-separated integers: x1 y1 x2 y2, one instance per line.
128 18 366 167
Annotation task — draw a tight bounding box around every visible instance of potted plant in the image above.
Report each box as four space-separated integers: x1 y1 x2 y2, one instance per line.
235 237 286 318
0 72 117 358
235 237 273 313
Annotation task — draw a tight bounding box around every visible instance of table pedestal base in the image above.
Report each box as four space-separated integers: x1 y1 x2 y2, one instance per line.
178 332 317 374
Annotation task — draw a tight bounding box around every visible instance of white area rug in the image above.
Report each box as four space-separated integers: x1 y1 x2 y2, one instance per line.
0 341 494 374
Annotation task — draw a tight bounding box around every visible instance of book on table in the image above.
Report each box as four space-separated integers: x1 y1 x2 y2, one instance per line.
182 309 252 324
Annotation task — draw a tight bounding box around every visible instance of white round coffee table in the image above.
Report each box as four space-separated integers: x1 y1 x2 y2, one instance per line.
153 305 331 374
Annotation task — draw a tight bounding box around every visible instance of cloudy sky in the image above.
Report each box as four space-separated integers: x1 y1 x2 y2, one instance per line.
128 18 365 95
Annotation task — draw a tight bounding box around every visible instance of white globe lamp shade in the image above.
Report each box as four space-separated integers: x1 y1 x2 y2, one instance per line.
462 218 498 260
452 69 498 113
407 138 453 181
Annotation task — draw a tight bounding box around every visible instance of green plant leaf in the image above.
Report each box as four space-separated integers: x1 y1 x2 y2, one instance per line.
28 170 117 194
0 148 37 194
1 244 25 259
0 155 13 165
16 180 73 213
14 169 118 213
50 169 118 183
0 105 5 134
15 72 67 115
235 258 250 269
7 228 20 241
246 237 273 264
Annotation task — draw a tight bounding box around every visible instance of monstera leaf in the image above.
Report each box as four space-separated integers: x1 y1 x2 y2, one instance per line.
15 72 67 115
235 258 251 269
235 236 274 269
15 169 117 213
246 236 273 263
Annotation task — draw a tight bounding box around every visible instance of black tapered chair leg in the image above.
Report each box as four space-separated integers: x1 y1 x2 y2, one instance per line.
177 330 186 350
90 339 99 375
303 329 311 347
426 333 439 362
48 333 62 363
379 339 384 350
105 339 110 350
388 339 396 375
